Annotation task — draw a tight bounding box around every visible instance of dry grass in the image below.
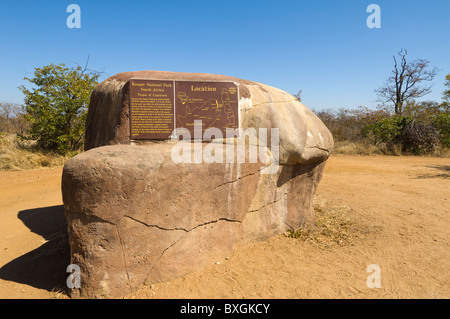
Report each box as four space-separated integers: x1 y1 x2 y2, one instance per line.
51 287 70 299
332 141 383 156
0 134 68 170
286 199 356 248
333 140 450 157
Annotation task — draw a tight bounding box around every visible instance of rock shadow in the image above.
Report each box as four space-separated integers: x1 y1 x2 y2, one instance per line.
277 162 321 187
0 205 70 292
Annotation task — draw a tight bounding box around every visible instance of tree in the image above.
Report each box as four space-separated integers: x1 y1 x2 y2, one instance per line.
375 49 438 116
403 100 441 122
0 103 21 133
360 116 405 147
444 73 450 102
434 74 450 147
19 63 99 154
432 111 450 148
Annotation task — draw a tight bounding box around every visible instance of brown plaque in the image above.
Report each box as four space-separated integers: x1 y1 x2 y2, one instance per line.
129 79 239 140
130 79 175 140
175 81 239 138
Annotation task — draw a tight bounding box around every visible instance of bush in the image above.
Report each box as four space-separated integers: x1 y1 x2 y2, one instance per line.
313 104 449 156
361 115 441 154
399 120 440 154
432 112 450 148
313 106 391 143
361 116 406 147
19 63 99 155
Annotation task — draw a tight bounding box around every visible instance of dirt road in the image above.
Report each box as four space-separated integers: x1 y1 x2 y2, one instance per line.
0 155 449 299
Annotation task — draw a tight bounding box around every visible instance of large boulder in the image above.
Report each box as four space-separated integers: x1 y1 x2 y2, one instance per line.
62 71 333 298
84 71 333 164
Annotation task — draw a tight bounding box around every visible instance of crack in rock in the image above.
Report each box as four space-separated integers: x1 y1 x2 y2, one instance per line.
307 145 330 153
123 215 241 232
143 236 184 285
69 211 243 294
247 191 289 213
141 218 241 287
214 167 264 189
115 225 132 294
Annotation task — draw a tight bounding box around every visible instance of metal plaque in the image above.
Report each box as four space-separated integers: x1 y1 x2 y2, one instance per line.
130 79 175 140
130 79 239 140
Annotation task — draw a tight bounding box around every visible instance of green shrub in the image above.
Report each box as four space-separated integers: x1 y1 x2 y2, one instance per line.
361 116 408 147
18 63 99 155
432 112 450 148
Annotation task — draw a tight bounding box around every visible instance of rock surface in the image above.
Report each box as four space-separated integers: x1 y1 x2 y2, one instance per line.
84 71 333 164
63 71 333 298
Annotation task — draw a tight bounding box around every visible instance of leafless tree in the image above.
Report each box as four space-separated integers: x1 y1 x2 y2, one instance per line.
375 49 438 115
0 102 22 133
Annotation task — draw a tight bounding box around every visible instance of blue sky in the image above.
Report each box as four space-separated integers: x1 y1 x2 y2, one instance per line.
0 0 449 111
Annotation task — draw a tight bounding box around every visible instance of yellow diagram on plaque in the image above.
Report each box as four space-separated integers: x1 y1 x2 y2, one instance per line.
176 88 236 130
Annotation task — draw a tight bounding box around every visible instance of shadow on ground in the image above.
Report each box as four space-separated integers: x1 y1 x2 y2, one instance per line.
0 205 70 293
415 165 450 179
